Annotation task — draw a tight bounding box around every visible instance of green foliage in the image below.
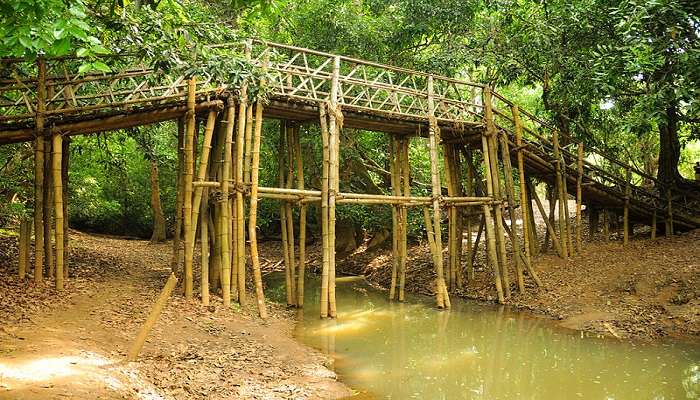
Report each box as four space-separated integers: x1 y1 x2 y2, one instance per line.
0 0 110 73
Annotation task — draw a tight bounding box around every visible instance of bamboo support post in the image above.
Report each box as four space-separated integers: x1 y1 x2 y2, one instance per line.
249 98 269 319
528 180 564 257
562 159 574 254
327 56 342 318
171 118 185 272
525 181 539 256
623 168 631 246
482 204 504 303
444 144 456 291
319 104 330 317
651 210 657 240
464 150 475 281
294 125 307 307
43 138 54 279
512 105 532 268
279 123 293 305
390 138 398 299
219 100 235 307
427 75 449 309
389 136 399 300
576 143 584 253
127 273 178 361
52 132 64 290
498 132 525 292
483 87 510 298
551 130 568 259
187 110 218 278
34 56 47 285
285 123 297 306
200 189 210 306
18 219 30 279
243 42 253 185
61 138 70 277
183 78 196 299
235 90 248 304
399 137 410 300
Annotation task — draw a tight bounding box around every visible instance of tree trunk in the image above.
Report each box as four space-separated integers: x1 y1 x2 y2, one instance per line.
149 159 167 243
657 104 684 188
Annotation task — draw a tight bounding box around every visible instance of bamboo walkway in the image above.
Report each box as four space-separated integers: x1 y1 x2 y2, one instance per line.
3 40 699 317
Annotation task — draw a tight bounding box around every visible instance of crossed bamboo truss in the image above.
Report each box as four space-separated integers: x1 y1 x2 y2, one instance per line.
4 40 699 317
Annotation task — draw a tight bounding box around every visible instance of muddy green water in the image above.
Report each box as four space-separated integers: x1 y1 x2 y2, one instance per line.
267 275 700 399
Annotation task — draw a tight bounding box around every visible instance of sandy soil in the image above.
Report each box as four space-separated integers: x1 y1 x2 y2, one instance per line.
0 231 351 400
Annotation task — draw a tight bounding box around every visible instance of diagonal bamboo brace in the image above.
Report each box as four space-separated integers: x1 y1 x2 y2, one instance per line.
127 273 178 361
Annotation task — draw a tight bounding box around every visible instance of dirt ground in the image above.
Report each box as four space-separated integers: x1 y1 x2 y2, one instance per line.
0 231 351 400
336 210 700 342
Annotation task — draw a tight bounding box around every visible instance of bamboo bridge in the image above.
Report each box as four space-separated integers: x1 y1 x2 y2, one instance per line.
3 40 699 318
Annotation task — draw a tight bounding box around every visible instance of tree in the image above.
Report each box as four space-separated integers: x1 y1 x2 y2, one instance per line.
591 0 700 188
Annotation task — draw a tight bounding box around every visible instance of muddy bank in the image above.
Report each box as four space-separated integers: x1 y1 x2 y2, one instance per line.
0 231 351 400
332 228 700 342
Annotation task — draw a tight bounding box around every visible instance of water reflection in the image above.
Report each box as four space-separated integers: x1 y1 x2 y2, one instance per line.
268 275 700 399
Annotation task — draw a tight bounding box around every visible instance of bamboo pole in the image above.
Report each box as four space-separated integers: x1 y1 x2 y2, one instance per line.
52 132 64 291
235 93 247 305
528 180 564 257
480 132 506 301
294 125 307 307
482 204 504 303
498 132 525 293
127 273 178 361
576 142 584 253
551 129 568 259
319 103 330 318
513 105 532 267
172 118 185 273
327 56 342 318
61 138 70 278
243 42 253 185
44 138 54 279
444 143 455 291
183 78 196 299
399 137 410 300
623 168 631 246
279 123 293 306
187 110 218 273
651 210 657 240
389 136 399 300
422 206 448 307
249 99 269 319
230 138 238 302
483 87 510 298
285 123 297 306
33 57 46 285
427 75 449 309
525 180 539 257
18 219 29 279
219 100 235 307
464 149 475 282
562 158 574 254
200 189 210 306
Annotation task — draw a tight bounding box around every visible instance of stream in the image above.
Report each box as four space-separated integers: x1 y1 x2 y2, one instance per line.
266 274 700 399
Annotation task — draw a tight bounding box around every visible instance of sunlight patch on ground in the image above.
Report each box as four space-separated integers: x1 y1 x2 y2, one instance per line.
0 351 168 400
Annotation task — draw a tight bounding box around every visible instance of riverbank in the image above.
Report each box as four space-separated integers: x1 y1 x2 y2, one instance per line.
0 230 351 400
336 228 700 342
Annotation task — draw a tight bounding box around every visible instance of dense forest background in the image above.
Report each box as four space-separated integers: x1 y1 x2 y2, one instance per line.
0 0 698 239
